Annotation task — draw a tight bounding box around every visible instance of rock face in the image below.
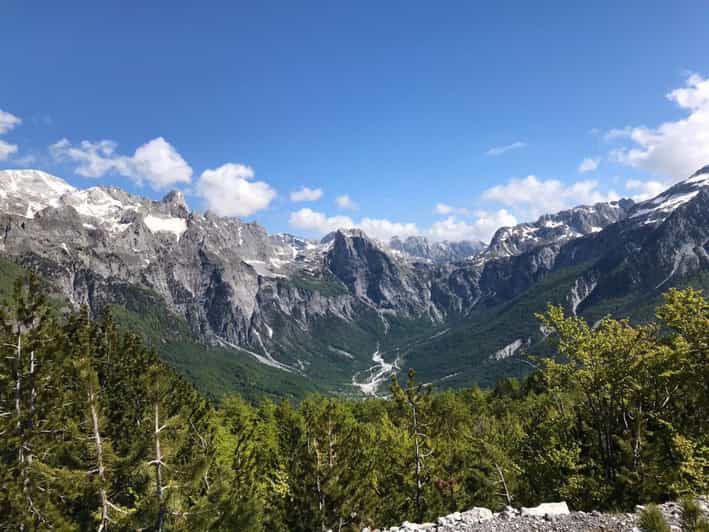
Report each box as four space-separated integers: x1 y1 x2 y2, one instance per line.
1 167 708 394
483 200 634 260
388 236 486 263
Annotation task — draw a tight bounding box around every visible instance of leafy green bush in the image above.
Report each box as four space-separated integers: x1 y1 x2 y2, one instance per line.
681 497 709 532
638 504 670 532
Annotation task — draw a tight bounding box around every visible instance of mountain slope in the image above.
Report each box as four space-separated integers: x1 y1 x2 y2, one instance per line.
0 167 707 398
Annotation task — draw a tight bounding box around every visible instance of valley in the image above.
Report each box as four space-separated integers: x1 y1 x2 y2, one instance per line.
0 167 708 399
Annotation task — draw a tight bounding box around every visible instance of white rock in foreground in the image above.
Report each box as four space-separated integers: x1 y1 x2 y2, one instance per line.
520 501 570 517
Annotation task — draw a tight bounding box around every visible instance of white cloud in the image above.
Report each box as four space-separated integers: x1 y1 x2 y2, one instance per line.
609 74 709 179
578 157 599 173
485 141 526 156
335 194 358 211
0 109 21 160
50 137 192 190
289 208 354 234
625 179 669 201
290 186 323 202
0 140 18 161
289 207 514 244
289 208 419 241
197 163 276 217
483 175 619 219
0 109 21 135
434 203 470 216
428 209 517 242
131 138 193 189
359 218 419 241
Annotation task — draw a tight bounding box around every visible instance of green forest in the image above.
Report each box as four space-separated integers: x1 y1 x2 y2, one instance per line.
1 275 707 531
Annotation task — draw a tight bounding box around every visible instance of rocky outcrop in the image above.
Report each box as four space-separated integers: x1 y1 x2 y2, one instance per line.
377 498 709 531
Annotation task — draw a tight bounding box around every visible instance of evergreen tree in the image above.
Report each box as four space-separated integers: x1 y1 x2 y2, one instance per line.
0 275 75 529
391 369 433 522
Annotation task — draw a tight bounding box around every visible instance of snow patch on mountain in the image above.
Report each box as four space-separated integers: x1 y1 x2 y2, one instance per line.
568 276 598 315
143 214 187 240
629 167 709 225
632 190 699 219
483 200 634 260
63 188 140 231
491 339 525 360
0 169 76 217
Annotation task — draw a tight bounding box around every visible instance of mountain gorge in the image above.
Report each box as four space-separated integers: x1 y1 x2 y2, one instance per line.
1 167 707 399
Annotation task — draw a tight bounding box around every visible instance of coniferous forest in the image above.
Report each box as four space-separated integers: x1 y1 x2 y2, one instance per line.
1 275 707 531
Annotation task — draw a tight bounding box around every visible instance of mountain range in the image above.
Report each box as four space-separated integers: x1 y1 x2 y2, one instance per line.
1 166 707 399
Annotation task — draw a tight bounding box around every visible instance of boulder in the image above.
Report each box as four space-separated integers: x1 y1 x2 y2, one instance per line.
459 507 494 523
520 501 570 517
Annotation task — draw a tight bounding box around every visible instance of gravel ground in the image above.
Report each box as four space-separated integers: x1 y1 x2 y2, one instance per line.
373 497 709 532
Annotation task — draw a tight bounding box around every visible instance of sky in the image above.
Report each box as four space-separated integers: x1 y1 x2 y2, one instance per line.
2 1 709 243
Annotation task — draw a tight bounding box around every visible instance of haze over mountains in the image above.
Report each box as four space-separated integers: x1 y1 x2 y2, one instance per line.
0 167 707 398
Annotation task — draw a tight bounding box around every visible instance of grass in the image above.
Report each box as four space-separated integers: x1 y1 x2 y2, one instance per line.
0 256 30 298
288 271 350 297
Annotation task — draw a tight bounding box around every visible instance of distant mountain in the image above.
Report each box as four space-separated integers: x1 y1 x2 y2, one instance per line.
387 235 486 263
1 167 707 398
482 199 635 260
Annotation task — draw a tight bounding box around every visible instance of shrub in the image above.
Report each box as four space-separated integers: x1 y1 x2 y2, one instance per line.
681 497 709 532
638 504 670 532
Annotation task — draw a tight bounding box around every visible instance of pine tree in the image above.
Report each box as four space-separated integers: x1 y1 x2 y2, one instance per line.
64 308 130 530
0 275 75 529
391 369 433 522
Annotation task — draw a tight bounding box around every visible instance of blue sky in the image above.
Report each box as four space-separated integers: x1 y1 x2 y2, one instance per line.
2 1 709 242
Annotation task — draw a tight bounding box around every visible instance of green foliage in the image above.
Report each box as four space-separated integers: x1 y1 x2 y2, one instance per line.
0 275 706 529
680 497 709 532
288 271 349 297
638 504 671 532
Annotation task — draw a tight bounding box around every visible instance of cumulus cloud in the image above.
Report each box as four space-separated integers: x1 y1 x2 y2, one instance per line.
289 208 419 241
0 109 21 135
290 186 323 202
197 163 276 217
289 207 514 244
434 203 470 216
0 140 18 161
335 194 358 211
578 157 599 173
289 208 354 234
609 74 709 179
485 141 526 156
483 175 619 219
132 138 193 189
359 218 419 241
0 109 21 160
625 179 669 201
428 210 517 242
50 137 192 190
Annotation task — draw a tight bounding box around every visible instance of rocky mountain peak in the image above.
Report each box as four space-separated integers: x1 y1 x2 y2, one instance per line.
388 235 486 263
484 198 635 259
628 165 709 226
320 228 369 244
690 164 709 178
160 189 189 216
0 169 77 218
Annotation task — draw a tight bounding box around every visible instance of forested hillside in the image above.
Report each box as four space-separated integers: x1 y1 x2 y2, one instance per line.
1 275 706 530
